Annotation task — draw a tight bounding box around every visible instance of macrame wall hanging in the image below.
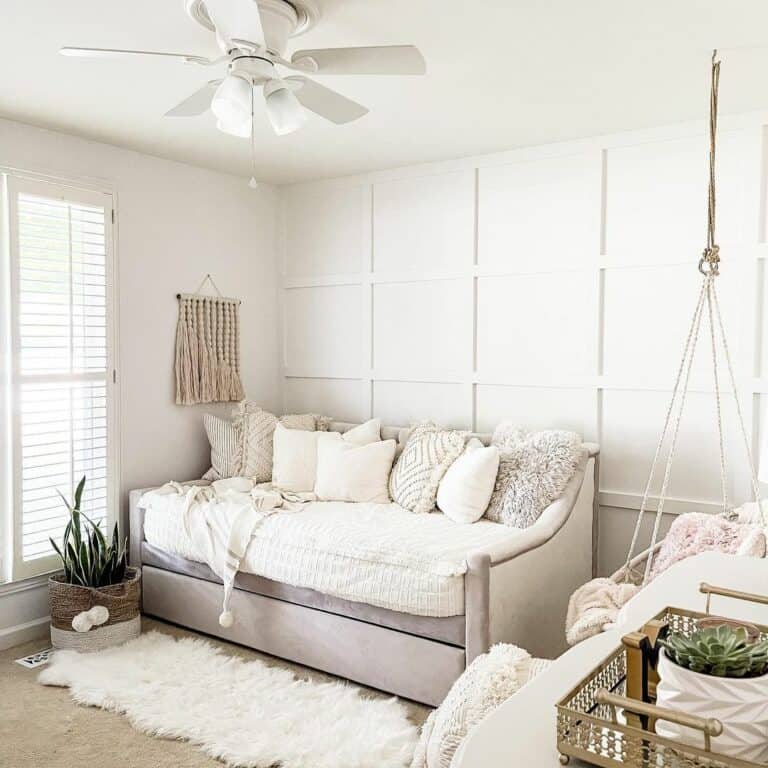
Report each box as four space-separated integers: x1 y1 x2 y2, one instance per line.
174 274 245 405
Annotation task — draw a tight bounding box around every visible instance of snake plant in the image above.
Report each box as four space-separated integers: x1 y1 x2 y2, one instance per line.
660 624 768 678
50 475 128 588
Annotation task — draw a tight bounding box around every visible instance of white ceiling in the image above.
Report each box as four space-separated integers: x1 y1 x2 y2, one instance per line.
4 1 768 185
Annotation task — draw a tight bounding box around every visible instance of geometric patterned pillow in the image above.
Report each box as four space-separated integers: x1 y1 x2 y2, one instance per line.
202 402 326 482
237 406 278 483
388 422 466 514
234 401 321 483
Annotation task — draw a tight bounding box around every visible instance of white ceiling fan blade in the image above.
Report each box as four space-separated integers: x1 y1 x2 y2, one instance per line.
290 45 426 75
60 46 212 65
165 80 222 116
285 77 368 125
203 0 265 49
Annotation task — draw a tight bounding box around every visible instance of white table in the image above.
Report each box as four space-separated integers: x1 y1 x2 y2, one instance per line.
455 552 768 767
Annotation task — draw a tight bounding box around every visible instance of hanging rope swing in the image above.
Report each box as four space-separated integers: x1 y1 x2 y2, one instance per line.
566 51 766 646
620 50 765 587
565 52 768 646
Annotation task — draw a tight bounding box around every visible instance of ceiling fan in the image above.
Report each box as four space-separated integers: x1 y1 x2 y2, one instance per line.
60 0 426 140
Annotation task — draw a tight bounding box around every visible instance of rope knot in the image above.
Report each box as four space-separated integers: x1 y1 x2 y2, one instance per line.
699 244 720 276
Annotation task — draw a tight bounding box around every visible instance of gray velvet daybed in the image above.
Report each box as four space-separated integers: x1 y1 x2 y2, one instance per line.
128 422 599 706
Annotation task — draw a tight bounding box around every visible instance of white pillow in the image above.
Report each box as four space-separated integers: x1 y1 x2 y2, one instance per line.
272 423 341 492
315 437 396 503
437 438 500 524
340 418 382 446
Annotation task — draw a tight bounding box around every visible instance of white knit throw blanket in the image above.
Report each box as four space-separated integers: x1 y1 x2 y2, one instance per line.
141 480 312 627
565 578 640 647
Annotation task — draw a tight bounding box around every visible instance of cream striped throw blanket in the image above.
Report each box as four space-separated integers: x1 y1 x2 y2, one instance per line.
141 479 311 627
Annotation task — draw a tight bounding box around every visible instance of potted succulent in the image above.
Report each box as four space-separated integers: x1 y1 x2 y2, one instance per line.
656 623 768 762
48 476 141 652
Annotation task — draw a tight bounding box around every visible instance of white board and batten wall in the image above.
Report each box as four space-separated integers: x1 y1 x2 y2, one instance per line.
280 111 768 575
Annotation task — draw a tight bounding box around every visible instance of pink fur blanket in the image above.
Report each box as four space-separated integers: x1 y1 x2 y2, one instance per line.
649 513 766 580
565 513 766 646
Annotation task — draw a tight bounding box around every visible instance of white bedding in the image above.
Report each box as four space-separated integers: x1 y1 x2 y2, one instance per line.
142 496 523 617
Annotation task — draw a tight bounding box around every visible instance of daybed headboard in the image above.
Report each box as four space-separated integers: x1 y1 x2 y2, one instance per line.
327 420 601 577
326 420 599 458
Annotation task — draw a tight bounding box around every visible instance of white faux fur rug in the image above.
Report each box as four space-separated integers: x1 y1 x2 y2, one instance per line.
39 632 419 768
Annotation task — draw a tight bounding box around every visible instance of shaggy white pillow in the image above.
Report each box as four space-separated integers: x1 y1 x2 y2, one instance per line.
272 423 341 492
410 644 545 768
485 423 583 528
315 437 397 503
389 423 466 514
437 439 500 524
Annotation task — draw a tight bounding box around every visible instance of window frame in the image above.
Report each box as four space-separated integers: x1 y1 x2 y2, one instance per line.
2 172 120 582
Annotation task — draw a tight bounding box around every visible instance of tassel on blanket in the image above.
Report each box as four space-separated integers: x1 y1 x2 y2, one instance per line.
219 605 234 628
147 479 292 629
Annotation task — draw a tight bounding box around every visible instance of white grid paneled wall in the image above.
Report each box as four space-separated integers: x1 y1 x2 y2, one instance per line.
279 113 768 570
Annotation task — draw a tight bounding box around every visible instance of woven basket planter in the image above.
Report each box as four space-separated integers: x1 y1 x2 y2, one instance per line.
49 568 141 652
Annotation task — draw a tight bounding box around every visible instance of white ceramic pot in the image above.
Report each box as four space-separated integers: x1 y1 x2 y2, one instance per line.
656 649 768 762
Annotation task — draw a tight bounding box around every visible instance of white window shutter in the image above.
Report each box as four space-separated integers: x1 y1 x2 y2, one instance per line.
8 177 116 580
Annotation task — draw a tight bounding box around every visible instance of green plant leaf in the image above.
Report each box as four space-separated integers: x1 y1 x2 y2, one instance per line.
74 475 86 510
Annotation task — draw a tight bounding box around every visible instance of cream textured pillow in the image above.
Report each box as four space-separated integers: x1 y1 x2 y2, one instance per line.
340 418 382 446
204 402 324 482
235 401 321 483
280 412 321 431
315 437 396 503
485 423 583 528
410 644 542 768
235 403 278 483
388 422 466 514
202 413 241 480
272 423 341 492
436 439 500 524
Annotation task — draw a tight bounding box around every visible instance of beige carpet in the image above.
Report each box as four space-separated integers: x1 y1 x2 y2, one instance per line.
1 617 430 768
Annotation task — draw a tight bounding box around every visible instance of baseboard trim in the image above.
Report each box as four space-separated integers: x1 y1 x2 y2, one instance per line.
0 616 50 652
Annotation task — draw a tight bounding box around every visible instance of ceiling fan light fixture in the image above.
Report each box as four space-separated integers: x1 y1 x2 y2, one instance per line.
211 74 252 127
216 117 252 138
263 79 306 136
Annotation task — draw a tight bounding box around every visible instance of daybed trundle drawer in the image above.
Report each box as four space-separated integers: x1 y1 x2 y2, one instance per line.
142 565 465 705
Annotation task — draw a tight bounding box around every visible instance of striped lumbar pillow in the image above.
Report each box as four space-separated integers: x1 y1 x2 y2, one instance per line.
202 413 242 480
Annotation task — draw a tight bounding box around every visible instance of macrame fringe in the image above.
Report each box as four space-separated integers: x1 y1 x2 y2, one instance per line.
174 295 244 405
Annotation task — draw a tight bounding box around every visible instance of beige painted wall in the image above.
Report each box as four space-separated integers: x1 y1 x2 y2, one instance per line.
0 118 280 646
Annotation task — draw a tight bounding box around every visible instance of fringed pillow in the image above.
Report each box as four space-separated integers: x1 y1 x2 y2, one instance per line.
388 422 466 513
410 644 547 768
485 423 583 528
203 400 328 482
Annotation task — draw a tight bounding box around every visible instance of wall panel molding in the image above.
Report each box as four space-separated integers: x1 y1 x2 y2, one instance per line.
280 112 768 528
